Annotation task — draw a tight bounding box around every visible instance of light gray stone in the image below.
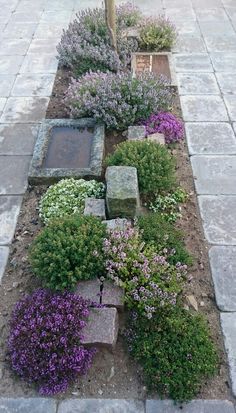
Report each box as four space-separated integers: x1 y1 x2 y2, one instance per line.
2 22 37 39
76 279 101 305
0 124 39 155
198 195 236 245
199 21 235 36
209 246 236 311
34 23 65 39
205 35 236 52
0 247 9 283
165 7 196 21
0 196 22 245
81 307 119 351
147 132 165 145
0 99 6 116
185 122 236 155
0 75 15 97
210 52 236 72
191 155 236 195
173 35 206 53
221 313 236 397
106 166 140 219
0 56 24 75
195 8 229 21
180 96 228 122
7 10 43 23
216 73 236 94
0 39 30 55
177 73 218 95
128 125 146 141
1 97 49 123
224 96 236 121
11 74 55 97
102 280 125 311
193 0 223 6
58 399 145 413
44 0 75 10
175 21 200 36
84 198 106 220
28 38 58 54
103 218 130 231
174 54 213 73
20 54 58 74
0 155 31 194
0 398 57 413
40 10 72 23
146 399 235 413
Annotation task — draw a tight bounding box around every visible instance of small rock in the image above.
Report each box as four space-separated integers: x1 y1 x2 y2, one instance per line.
186 295 198 311
98 389 103 395
84 198 106 220
12 282 19 288
202 292 208 298
75 279 101 305
108 366 115 382
102 281 125 311
199 263 204 270
127 125 146 141
147 132 165 145
71 392 79 396
200 301 205 307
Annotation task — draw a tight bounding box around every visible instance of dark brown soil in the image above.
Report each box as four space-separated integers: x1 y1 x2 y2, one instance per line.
0 67 232 401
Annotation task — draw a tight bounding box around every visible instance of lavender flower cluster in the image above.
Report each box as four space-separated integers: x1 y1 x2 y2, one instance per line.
141 112 184 143
8 289 96 395
66 71 173 130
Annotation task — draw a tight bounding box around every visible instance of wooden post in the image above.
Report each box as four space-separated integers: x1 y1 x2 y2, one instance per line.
105 0 117 52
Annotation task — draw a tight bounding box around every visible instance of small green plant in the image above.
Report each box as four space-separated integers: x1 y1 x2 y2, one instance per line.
106 140 176 201
39 178 105 224
137 213 193 266
139 16 177 51
149 187 188 222
125 306 218 401
30 215 106 291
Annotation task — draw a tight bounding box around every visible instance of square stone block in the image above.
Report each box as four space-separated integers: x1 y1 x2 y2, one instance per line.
106 166 140 219
102 281 125 311
177 73 218 95
180 96 228 122
224 95 236 121
174 54 213 72
0 124 39 155
0 196 22 245
147 132 165 145
20 54 58 74
198 195 236 245
0 55 24 75
0 398 57 413
0 246 9 283
0 75 15 97
186 122 236 155
102 218 130 231
58 399 145 413
147 399 235 413
76 279 101 305
209 246 236 311
221 313 236 397
11 74 55 97
191 155 236 194
84 198 106 220
210 52 236 72
128 125 146 140
81 307 119 351
0 97 49 123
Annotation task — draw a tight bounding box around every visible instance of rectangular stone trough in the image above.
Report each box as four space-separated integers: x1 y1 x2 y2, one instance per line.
28 118 105 184
131 52 177 86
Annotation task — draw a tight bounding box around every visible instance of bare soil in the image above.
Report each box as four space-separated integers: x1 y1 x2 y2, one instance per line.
0 67 233 402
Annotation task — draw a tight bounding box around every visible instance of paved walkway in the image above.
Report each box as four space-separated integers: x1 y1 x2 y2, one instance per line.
0 0 236 411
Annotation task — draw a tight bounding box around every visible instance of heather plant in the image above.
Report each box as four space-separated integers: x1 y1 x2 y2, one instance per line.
8 289 96 395
116 2 142 28
103 225 187 318
66 71 173 130
141 112 184 144
125 307 218 401
149 187 188 222
139 16 177 51
106 140 176 200
39 178 105 224
30 215 106 290
137 213 193 266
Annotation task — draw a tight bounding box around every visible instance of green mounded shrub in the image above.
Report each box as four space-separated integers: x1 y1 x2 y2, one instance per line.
149 187 188 222
106 140 176 201
125 307 218 401
137 213 193 266
139 16 177 51
39 178 105 224
30 215 106 291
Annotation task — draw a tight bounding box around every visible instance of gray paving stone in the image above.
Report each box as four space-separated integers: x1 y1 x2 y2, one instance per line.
58 399 145 413
84 198 106 220
34 23 65 39
195 8 229 21
177 73 218 95
0 56 24 75
0 196 22 245
193 0 224 6
0 155 31 194
225 6 236 19
180 96 228 122
0 246 9 283
128 125 146 140
146 399 235 412
0 75 15 97
44 0 75 10
0 123 38 155
102 280 125 311
173 35 206 53
216 73 236 94
0 397 57 413
20 54 58 74
174 54 213 72
199 21 235 36
11 74 55 97
209 246 236 311
205 35 236 52
103 218 130 231
165 7 196 21
2 22 37 39
221 313 236 397
0 39 30 55
191 155 236 194
0 99 6 117
7 10 43 23
198 195 236 244
210 52 236 72
1 97 49 123
40 10 72 23
186 122 236 155
28 38 58 54
174 21 201 36
224 96 236 121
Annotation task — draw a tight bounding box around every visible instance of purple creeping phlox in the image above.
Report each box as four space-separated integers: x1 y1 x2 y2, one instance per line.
141 112 184 144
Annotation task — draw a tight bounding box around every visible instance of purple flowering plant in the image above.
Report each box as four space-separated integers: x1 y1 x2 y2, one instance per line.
141 112 184 144
8 289 96 395
103 224 188 318
139 15 177 51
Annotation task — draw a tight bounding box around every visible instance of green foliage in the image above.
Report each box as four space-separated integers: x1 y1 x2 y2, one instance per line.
137 213 193 266
139 16 177 51
126 306 218 401
149 187 188 222
39 178 105 224
106 140 176 201
30 215 106 291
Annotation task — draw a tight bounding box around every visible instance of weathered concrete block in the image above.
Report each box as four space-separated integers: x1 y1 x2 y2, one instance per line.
58 399 145 413
84 198 106 220
75 279 101 305
81 307 119 351
102 281 125 311
147 132 165 145
128 125 146 141
105 166 140 219
102 218 130 231
221 313 236 397
0 398 57 413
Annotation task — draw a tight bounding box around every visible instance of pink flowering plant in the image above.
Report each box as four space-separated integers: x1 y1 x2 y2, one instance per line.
103 225 188 318
141 112 184 144
8 289 96 395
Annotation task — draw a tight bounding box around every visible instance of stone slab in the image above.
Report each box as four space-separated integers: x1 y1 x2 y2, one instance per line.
2 22 37 39
146 399 235 413
102 280 125 311
195 8 229 21
221 313 236 397
11 74 55 97
0 155 31 194
0 56 24 75
0 247 9 283
216 73 236 94
40 10 72 23
224 96 236 121
210 52 236 72
0 398 57 413
128 125 146 141
0 75 15 97
198 195 236 245
205 35 236 52
106 166 140 219
177 73 218 95
76 279 101 305
175 20 200 36
185 122 236 155
81 307 119 351
58 399 145 413
209 246 236 311
165 7 196 21
174 54 213 73
173 35 206 53
20 54 58 74
147 132 165 145
34 23 65 39
103 219 130 231
199 21 235 36
0 124 39 155
0 39 30 56
191 155 236 195
180 96 228 122
0 97 49 123
7 10 43 23
28 39 58 54
84 198 106 220
0 196 22 245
